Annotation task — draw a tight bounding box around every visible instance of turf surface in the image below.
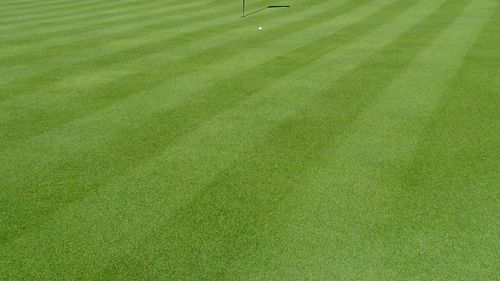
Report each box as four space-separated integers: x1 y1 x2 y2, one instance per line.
0 0 499 279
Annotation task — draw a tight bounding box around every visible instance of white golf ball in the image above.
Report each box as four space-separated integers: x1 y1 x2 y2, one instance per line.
258 27 263 31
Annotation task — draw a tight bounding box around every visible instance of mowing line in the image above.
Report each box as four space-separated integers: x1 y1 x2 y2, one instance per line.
0 0 150 25
0 0 449 279
0 0 254 60
0 0 131 19
135 1 477 279
0 0 378 199
0 0 352 145
0 0 382 246
0 0 218 34
0 3 232 59
238 0 495 279
0 0 394 232
0 0 370 238
0 0 272 82
0 0 401 161
389 11 499 279
0 0 188 20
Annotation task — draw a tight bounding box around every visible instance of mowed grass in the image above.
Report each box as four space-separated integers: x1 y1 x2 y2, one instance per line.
0 0 499 279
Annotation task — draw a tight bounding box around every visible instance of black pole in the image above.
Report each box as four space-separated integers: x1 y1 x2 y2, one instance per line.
242 0 245 17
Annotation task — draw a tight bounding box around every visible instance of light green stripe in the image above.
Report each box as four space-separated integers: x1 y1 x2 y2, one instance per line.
0 0 261 64
0 0 225 39
241 0 495 279
0 0 446 278
0 0 324 93
0 0 183 28
0 0 345 105
0 0 124 18
0 5 254 86
0 0 388 150
0 0 139 23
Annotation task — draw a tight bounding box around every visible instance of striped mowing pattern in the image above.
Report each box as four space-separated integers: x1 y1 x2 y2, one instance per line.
0 0 498 280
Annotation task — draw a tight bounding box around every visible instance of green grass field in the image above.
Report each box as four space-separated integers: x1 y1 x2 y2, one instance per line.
1 0 499 279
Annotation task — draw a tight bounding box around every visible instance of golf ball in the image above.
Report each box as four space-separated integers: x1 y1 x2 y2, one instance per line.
258 27 263 31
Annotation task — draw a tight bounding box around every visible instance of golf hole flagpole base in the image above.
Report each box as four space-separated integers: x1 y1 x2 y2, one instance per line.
242 0 245 17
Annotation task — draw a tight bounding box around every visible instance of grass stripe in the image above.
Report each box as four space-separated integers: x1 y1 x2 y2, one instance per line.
0 0 236 49
0 0 374 146
99 0 476 278
224 0 494 279
0 0 188 19
0 0 267 71
0 0 394 242
0 0 83 11
379 3 499 278
0 2 230 61
0 0 212 33
0 3 266 93
0 0 269 64
0 0 145 24
0 0 448 278
0 0 132 19
0 0 194 32
0 0 377 241
0 0 352 148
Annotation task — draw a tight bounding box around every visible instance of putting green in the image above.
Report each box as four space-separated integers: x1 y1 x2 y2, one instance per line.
0 0 498 279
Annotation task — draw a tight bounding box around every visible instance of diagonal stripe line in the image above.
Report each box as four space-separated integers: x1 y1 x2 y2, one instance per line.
0 0 251 57
253 0 496 277
0 1 268 80
0 0 451 278
0 0 377 141
0 0 223 34
0 0 349 116
0 0 376 245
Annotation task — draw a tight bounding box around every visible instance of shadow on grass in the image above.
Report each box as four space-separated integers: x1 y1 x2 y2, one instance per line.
243 5 290 17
